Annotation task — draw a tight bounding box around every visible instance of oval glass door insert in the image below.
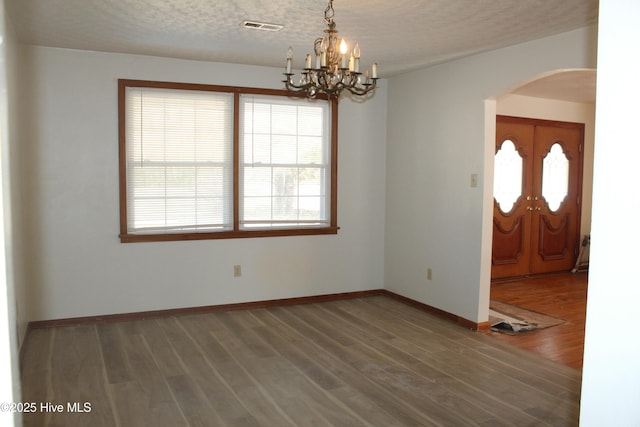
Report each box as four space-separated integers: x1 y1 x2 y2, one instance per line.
494 139 523 213
542 142 569 212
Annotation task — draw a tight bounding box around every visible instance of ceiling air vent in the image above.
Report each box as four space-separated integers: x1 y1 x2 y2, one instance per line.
241 21 283 32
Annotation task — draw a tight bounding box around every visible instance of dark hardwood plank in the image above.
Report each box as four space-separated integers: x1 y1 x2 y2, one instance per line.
20 328 54 427
249 309 406 426
165 374 227 427
20 294 582 426
324 299 580 426
131 318 186 378
293 303 495 426
329 298 556 426
266 305 440 426
212 311 360 426
489 272 588 369
110 379 189 427
98 321 189 427
364 295 581 383
21 325 118 427
159 316 263 427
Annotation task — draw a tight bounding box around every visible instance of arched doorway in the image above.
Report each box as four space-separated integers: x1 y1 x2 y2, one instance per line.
479 68 595 364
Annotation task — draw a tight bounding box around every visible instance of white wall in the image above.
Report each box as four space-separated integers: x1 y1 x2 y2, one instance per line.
580 0 640 424
5 6 27 350
15 46 387 321
1 0 21 424
385 27 597 323
497 93 596 246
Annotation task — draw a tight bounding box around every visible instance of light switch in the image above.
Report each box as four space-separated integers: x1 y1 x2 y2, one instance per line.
470 174 478 188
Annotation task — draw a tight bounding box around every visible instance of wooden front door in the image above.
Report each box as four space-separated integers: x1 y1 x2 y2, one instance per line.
492 116 584 279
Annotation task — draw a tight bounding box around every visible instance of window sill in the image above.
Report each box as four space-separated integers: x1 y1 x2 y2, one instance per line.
119 227 340 243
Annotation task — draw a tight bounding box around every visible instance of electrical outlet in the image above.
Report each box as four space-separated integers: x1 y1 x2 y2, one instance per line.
427 268 432 280
233 265 242 277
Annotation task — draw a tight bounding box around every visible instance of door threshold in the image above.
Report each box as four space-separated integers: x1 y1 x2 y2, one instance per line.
491 270 587 284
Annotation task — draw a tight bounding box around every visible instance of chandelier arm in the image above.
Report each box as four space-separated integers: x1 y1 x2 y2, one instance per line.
320 71 336 92
346 79 378 96
332 74 346 93
342 72 359 89
284 70 377 98
282 74 312 93
343 69 357 85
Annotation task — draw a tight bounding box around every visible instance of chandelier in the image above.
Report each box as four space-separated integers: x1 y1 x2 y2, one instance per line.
283 0 378 98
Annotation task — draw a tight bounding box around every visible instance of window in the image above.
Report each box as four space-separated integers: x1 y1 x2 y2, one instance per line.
541 142 569 212
119 80 338 242
494 139 523 213
240 95 332 230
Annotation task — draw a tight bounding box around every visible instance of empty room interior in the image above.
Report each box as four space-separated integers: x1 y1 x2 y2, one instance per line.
1 0 639 426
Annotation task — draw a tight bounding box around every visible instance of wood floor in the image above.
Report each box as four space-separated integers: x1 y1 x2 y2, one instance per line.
21 295 581 427
488 272 588 370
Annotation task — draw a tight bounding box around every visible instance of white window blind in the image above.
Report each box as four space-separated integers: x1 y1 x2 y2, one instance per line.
239 95 330 229
125 87 234 234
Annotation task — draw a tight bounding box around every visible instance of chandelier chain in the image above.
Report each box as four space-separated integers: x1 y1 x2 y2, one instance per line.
324 0 335 27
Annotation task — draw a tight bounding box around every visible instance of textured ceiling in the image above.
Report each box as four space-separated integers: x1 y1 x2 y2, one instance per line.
512 69 597 103
6 0 599 94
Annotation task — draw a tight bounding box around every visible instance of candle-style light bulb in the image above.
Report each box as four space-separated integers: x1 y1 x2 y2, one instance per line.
339 38 348 68
372 62 378 79
320 38 327 67
286 46 293 74
339 38 348 55
353 43 360 58
353 43 360 73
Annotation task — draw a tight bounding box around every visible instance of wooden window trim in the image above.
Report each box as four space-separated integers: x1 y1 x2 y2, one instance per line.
118 79 339 243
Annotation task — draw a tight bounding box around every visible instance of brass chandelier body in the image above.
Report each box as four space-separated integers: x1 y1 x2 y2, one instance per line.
283 0 378 98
